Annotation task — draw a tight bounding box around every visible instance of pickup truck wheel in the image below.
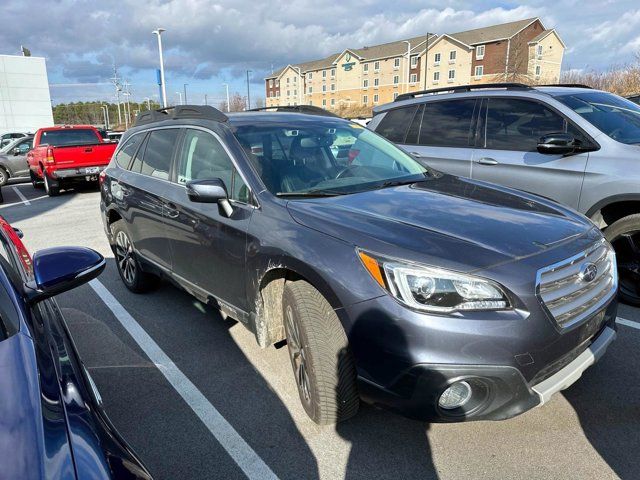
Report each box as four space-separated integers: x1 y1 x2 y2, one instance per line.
604 214 640 306
0 167 8 187
30 171 43 189
282 279 359 424
43 170 60 196
111 220 160 293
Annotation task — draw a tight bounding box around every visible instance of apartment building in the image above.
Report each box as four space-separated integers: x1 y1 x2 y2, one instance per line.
265 17 565 111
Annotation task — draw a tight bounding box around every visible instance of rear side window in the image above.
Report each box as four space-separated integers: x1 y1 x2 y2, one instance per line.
177 129 249 203
419 99 476 147
40 129 99 146
375 105 419 143
114 134 143 169
484 98 567 151
136 129 180 180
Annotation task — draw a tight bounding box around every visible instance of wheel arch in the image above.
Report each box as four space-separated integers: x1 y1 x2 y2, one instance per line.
586 194 640 229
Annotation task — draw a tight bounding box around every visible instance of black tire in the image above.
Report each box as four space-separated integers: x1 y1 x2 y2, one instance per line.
111 220 160 293
0 167 8 187
43 169 60 196
282 279 359 424
30 170 43 189
604 214 640 306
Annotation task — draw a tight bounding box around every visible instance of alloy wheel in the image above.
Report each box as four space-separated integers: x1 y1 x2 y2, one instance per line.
115 230 137 285
285 305 311 403
611 230 640 304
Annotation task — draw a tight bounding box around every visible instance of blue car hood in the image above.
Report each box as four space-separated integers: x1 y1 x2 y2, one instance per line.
286 175 592 272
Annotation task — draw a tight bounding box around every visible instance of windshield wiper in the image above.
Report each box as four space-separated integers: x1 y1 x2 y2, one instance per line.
276 190 345 197
379 178 422 188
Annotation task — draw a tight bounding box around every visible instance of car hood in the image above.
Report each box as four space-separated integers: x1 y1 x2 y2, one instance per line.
286 174 593 272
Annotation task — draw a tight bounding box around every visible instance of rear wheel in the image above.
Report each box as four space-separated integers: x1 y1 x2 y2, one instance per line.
604 214 640 306
43 170 59 196
0 167 8 187
111 220 160 293
282 279 359 424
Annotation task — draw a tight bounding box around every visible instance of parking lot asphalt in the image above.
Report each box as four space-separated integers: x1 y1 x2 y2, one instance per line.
1 181 639 480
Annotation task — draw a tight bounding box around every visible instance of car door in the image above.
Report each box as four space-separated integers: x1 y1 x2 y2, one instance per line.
5 138 32 177
125 128 181 270
161 126 254 313
470 97 590 210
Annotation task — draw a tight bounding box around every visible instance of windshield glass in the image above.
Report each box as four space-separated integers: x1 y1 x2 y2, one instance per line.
233 120 429 195
556 91 640 144
40 129 99 146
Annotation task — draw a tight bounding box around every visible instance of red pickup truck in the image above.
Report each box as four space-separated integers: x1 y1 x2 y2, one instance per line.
27 125 117 196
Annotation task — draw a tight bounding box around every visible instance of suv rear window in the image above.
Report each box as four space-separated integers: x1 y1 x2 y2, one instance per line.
375 105 419 143
115 134 143 169
40 129 99 146
418 99 476 147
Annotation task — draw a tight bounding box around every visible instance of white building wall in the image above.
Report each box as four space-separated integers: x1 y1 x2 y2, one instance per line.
0 55 54 133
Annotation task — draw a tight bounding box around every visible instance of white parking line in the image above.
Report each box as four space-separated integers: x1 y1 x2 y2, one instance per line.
88 279 279 480
12 186 31 206
617 317 640 330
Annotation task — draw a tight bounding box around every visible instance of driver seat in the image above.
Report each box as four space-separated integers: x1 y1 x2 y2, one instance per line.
280 136 329 192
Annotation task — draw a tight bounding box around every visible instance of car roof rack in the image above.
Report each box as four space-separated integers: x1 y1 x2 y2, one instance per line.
394 83 533 102
246 105 340 118
134 105 228 126
537 83 593 89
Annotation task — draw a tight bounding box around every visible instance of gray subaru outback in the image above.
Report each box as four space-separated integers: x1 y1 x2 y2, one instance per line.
370 84 640 305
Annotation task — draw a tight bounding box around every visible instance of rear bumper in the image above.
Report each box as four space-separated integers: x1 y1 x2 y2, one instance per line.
50 165 105 180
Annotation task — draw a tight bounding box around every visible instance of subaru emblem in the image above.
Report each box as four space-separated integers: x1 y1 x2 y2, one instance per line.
579 262 598 283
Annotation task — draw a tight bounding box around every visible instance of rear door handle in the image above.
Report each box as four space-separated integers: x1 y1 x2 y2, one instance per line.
164 202 180 219
476 157 499 165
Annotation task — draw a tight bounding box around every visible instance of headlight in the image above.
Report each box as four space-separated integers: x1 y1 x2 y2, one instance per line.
358 250 510 313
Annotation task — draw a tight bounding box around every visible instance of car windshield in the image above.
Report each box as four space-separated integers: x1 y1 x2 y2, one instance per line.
233 119 429 196
40 129 99 146
556 91 640 145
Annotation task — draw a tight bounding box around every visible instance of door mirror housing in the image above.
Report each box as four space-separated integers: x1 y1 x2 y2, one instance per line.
537 133 576 155
186 178 234 216
24 247 105 304
12 147 21 156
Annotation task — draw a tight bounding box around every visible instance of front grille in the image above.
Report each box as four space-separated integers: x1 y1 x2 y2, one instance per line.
537 240 617 329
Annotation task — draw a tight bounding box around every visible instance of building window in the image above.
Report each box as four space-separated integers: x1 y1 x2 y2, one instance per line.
309 100 313 105
322 70 327 78
286 78 290 84
449 50 456 62
293 90 297 96
307 72 312 80
393 75 399 84
363 95 368 105
275 80 279 87
363 63 369 72
393 92 399 100
474 66 483 77
434 53 441 65
373 94 379 104
331 98 335 106
374 78 379 87
331 83 335 91
269 79 274 87
287 90 290 96
433 71 440 82
363 79 369 88
394 58 400 68
410 73 417 83
293 76 297 83
535 65 541 77
322 99 326 106
448 70 455 82
374 61 380 71
411 55 418 68
331 68 336 77
476 45 485 60
537 44 543 57
308 86 313 94
322 84 326 92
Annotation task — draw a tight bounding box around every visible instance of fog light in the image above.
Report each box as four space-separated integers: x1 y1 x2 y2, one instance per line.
439 381 472 410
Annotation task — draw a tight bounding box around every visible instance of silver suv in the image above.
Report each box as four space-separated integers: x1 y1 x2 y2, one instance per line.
369 84 640 306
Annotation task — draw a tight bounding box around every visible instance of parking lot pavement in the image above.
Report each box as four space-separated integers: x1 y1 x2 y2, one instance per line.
1 182 639 480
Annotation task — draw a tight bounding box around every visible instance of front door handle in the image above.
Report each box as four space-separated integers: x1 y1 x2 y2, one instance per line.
476 157 499 165
164 202 180 219
409 151 422 158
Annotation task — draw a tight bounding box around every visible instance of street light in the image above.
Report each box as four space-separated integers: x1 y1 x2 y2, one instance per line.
143 97 151 110
183 83 188 104
176 91 183 105
100 104 109 130
152 28 167 108
246 70 252 110
403 40 411 94
222 83 230 112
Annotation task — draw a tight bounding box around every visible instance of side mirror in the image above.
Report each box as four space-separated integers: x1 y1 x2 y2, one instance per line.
24 247 105 304
12 147 21 156
186 178 233 217
537 133 576 155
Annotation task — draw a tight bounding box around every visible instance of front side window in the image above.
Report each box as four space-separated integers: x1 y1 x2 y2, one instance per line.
484 98 569 151
419 99 476 147
177 129 248 202
233 120 429 196
556 91 640 145
135 129 180 179
115 134 143 169
14 139 32 154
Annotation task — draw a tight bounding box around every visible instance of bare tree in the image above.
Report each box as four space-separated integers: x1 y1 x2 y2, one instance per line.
254 97 265 109
229 92 247 112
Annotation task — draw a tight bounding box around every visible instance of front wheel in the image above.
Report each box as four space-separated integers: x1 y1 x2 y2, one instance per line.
0 167 8 187
111 220 160 293
604 214 640 306
282 279 359 424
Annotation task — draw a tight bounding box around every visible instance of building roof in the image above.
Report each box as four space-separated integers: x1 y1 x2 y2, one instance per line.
265 34 437 79
449 17 540 45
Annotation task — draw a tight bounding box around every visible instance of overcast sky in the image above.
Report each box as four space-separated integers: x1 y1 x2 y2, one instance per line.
1 0 639 106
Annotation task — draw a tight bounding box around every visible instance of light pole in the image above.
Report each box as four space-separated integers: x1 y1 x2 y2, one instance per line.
403 40 411 94
152 28 168 107
101 104 110 130
143 97 151 110
183 83 188 104
176 91 183 105
424 33 434 90
246 70 252 110
222 83 230 112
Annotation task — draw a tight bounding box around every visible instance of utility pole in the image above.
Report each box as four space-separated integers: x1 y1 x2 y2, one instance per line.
152 28 168 107
424 33 432 90
111 65 123 126
144 97 151 110
183 83 188 104
223 83 230 112
403 41 411 94
122 80 132 127
246 70 252 110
